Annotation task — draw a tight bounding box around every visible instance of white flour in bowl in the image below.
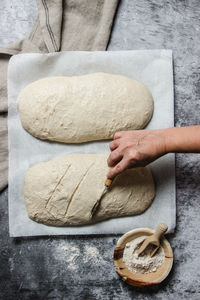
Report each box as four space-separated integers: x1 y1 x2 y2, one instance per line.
123 235 165 274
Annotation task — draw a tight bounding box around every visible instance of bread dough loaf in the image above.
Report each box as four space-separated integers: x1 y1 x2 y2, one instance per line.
24 154 155 226
18 73 153 143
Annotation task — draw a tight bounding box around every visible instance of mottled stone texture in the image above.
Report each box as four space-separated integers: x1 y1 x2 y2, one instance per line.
0 0 200 299
0 0 37 47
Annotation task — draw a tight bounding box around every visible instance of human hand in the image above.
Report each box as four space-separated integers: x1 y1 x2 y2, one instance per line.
107 130 167 179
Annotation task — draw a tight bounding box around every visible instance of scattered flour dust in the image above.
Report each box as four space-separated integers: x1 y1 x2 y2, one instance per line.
55 242 102 269
123 235 165 274
83 245 101 265
55 242 80 271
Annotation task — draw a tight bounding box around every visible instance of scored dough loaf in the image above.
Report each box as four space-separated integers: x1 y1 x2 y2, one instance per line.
18 73 153 143
24 154 155 226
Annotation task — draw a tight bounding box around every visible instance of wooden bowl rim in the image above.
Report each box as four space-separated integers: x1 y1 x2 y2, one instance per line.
113 227 173 287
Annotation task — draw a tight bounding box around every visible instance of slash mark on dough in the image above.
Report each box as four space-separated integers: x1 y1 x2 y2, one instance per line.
45 163 71 208
64 162 95 216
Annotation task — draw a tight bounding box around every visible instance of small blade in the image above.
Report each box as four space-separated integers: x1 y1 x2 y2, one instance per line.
90 186 107 217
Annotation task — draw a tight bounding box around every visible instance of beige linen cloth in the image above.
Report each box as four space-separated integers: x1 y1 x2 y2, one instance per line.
0 0 120 191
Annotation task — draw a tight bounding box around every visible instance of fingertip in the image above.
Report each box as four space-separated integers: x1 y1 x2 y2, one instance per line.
107 164 121 180
107 158 112 168
109 140 119 151
109 141 114 151
107 170 115 180
107 155 115 167
107 170 112 179
114 131 122 139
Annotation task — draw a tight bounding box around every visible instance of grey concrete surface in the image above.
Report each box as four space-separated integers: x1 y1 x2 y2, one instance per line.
0 0 200 299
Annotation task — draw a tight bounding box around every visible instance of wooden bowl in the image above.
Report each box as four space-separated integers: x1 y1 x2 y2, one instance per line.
113 227 173 287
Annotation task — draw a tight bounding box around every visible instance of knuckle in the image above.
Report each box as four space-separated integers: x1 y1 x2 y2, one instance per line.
116 164 122 171
126 148 134 158
134 151 141 160
127 149 140 161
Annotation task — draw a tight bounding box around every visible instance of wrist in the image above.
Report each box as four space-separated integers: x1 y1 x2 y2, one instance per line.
160 128 176 153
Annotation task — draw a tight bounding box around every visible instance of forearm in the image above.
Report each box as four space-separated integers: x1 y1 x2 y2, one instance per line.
161 125 200 153
107 126 200 179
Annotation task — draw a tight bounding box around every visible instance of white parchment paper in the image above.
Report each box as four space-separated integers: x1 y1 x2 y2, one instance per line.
8 50 175 237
